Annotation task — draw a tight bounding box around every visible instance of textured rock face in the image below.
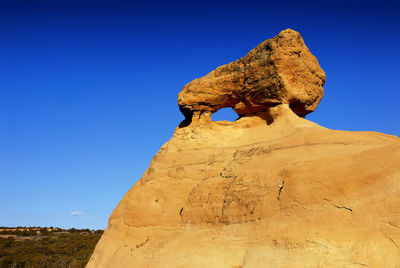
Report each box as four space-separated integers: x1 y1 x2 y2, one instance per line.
88 105 400 267
88 30 400 267
178 29 326 120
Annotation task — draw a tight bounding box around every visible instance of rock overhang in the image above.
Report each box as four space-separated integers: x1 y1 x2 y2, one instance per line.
178 29 326 126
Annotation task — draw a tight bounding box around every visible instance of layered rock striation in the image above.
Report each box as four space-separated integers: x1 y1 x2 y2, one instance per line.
88 30 400 267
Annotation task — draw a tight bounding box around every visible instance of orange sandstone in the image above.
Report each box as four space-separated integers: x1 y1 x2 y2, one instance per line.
87 30 400 267
178 29 326 121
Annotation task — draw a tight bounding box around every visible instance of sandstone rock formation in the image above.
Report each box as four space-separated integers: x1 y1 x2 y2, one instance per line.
178 28 326 123
88 30 400 267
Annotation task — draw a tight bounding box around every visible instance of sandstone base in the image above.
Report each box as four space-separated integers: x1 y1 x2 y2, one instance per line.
88 105 400 267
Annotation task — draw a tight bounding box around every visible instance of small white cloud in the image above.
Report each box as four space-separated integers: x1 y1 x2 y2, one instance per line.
70 211 85 216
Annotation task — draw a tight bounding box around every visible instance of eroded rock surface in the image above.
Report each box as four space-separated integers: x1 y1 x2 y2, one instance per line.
87 30 400 267
88 105 400 267
178 29 326 122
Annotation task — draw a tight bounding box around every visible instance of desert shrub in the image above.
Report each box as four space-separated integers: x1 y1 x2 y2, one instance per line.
0 228 103 268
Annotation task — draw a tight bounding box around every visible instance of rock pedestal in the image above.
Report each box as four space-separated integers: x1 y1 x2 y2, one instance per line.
87 30 400 268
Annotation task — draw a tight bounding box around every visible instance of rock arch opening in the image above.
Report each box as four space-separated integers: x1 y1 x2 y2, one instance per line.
211 107 239 122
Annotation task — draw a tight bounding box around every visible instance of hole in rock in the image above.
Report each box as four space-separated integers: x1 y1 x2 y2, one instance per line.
211 108 239 122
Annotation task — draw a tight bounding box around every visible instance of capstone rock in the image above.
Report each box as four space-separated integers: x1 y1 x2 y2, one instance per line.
178 29 326 124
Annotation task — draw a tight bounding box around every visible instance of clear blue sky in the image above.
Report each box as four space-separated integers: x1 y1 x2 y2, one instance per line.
1 0 399 229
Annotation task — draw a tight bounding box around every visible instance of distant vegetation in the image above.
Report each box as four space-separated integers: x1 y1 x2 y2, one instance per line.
0 227 103 268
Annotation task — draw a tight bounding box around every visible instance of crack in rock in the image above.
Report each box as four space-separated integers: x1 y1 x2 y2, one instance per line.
277 179 285 200
334 205 353 213
323 198 353 214
353 262 369 267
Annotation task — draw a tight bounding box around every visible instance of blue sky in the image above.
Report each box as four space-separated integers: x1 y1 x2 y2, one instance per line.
1 0 399 229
